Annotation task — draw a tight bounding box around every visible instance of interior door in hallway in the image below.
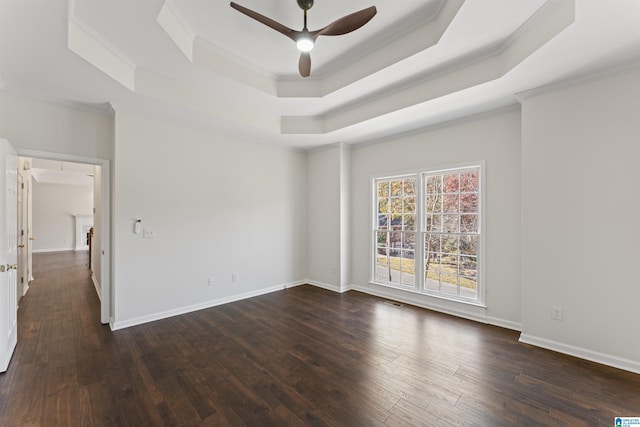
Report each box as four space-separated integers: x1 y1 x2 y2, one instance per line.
17 172 27 298
0 138 18 372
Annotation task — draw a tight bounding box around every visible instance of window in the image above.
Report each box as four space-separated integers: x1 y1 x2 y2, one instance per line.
373 165 482 304
374 176 417 288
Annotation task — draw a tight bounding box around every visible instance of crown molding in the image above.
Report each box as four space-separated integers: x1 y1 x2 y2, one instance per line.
515 58 640 102
158 0 462 98
348 102 521 150
68 0 137 91
0 88 114 116
281 0 574 135
156 0 195 60
108 101 304 153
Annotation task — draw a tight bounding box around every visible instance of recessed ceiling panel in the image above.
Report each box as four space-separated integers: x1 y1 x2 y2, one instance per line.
173 0 437 76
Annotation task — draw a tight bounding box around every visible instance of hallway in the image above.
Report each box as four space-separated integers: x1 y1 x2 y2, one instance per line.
0 251 109 424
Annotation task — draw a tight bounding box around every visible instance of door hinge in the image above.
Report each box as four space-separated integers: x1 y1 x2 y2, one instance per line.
21 182 24 189
21 277 24 283
21 229 24 236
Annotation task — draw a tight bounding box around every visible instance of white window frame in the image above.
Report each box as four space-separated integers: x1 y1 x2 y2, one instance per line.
371 162 485 307
372 174 418 291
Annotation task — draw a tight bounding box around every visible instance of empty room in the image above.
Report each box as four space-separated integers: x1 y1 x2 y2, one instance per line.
0 0 639 425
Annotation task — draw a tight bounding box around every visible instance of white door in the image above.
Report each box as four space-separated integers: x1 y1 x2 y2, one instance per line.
0 138 18 372
27 175 33 282
17 172 27 298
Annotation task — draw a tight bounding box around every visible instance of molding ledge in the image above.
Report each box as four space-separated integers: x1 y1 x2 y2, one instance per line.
519 334 640 375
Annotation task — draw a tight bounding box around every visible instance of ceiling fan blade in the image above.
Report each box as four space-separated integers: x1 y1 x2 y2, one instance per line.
299 52 311 78
313 6 377 37
230 2 298 41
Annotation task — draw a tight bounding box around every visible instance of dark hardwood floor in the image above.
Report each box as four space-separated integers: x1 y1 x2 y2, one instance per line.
0 251 638 426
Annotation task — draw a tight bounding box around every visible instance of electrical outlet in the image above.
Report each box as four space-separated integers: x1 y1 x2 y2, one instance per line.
551 306 563 321
207 277 214 287
232 273 239 283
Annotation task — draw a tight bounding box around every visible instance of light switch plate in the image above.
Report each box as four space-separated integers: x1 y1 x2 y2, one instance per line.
143 227 157 238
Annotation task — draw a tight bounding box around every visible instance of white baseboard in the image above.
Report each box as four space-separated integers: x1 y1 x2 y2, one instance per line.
32 248 74 253
22 284 30 297
111 283 290 331
282 280 306 290
519 334 640 375
104 278 638 374
304 279 345 293
484 315 522 332
317 282 639 373
91 273 101 301
342 282 522 332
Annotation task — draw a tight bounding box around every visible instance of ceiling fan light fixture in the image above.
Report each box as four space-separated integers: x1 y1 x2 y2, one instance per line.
296 35 314 52
230 1 377 77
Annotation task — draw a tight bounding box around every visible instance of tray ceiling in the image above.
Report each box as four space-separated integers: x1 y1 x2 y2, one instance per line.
1 0 640 148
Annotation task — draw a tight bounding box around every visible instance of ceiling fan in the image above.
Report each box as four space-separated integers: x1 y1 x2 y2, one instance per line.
230 1 377 78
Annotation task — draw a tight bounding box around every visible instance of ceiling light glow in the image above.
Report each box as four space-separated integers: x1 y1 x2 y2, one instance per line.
296 36 314 52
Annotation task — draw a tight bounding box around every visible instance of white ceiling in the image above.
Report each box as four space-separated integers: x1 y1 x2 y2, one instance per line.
1 0 640 149
30 159 94 187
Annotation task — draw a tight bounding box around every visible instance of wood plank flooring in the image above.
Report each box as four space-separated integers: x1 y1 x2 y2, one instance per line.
0 251 639 426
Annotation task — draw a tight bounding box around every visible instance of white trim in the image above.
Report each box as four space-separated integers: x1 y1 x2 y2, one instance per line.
281 280 306 290
519 334 640 375
346 282 522 331
515 58 640 102
33 248 75 253
304 279 345 294
350 104 520 150
0 89 113 116
22 284 29 297
484 316 522 332
91 273 101 302
109 105 303 154
16 149 106 166
111 283 291 331
160 0 195 40
67 13 136 92
370 163 485 306
68 1 137 70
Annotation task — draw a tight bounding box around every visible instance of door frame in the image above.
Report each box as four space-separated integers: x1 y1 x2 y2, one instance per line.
16 171 27 298
16 149 111 325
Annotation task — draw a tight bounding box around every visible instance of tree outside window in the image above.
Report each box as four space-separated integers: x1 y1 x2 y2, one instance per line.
373 165 481 304
375 177 416 288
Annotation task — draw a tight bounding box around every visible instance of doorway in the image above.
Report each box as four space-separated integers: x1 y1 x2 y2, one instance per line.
15 149 111 325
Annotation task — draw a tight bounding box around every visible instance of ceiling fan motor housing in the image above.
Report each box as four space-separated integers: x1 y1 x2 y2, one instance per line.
297 0 314 11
